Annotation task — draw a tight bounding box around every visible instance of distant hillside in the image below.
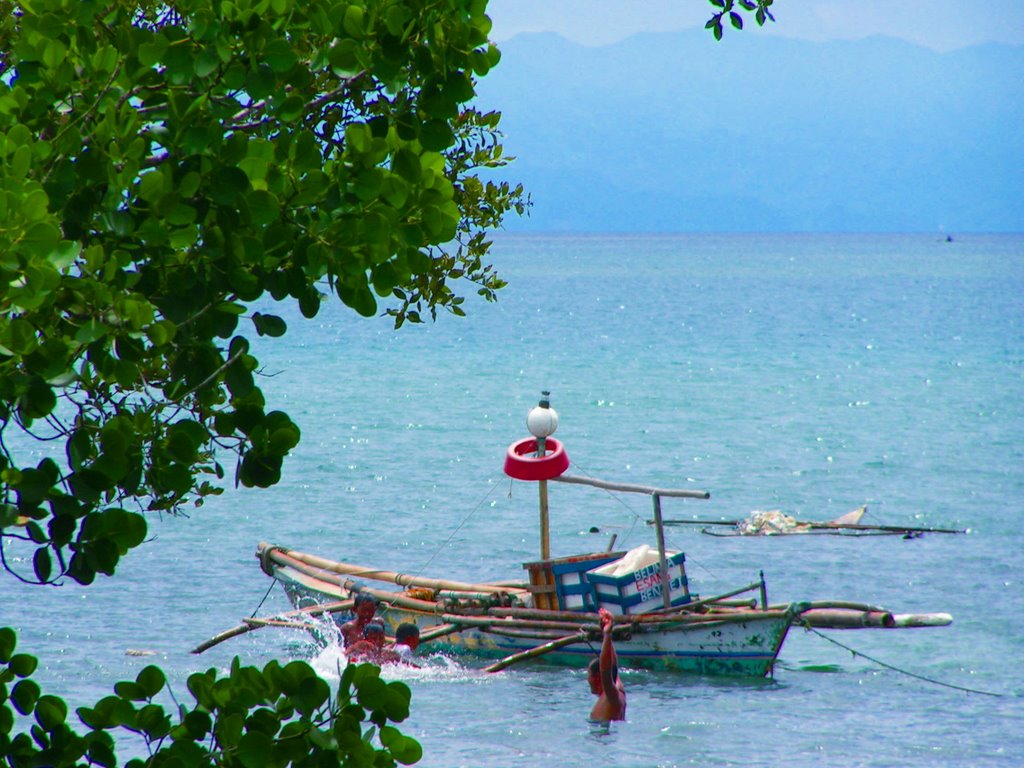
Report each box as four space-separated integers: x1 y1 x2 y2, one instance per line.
473 31 1024 233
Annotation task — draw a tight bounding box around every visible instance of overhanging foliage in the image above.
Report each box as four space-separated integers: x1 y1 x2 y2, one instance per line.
0 0 525 586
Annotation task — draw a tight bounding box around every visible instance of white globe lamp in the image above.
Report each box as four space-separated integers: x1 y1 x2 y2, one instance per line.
527 391 559 442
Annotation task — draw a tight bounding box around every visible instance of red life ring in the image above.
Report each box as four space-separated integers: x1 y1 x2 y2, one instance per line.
504 437 570 481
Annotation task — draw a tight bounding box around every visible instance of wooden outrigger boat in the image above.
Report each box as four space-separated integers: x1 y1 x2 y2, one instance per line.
254 543 796 676
226 395 953 677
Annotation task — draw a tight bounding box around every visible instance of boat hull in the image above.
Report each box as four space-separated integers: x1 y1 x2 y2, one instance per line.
266 549 792 678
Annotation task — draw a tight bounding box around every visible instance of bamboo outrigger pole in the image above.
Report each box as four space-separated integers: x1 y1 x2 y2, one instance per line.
553 475 710 500
191 597 353 654
483 632 585 673
262 544 522 595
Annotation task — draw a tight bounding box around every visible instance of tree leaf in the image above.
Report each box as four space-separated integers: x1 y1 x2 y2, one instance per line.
33 547 52 582
252 312 288 338
0 627 17 662
245 190 281 226
11 679 41 715
237 730 274 768
421 119 455 151
379 725 423 765
137 665 167 698
9 653 39 678
33 695 68 731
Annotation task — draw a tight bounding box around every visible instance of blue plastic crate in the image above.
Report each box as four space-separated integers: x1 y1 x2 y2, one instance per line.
585 550 691 615
523 552 625 612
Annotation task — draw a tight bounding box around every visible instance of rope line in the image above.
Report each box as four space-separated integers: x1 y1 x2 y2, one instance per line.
413 480 503 581
561 460 721 580
563 460 642 547
803 623 1003 697
249 579 277 618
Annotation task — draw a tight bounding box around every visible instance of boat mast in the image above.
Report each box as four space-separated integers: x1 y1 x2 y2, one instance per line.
526 391 559 561
651 493 672 609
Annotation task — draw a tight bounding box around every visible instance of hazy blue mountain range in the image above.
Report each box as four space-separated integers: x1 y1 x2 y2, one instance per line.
473 30 1023 233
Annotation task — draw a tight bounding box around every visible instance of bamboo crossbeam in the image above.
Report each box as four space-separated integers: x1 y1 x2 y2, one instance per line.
479 627 574 640
434 589 512 601
552 474 710 500
483 632 585 672
191 598 353 654
711 598 758 608
343 581 441 614
482 580 531 589
489 606 601 622
648 580 765 614
711 607 768 616
418 623 463 642
632 609 792 627
439 613 598 633
243 618 321 630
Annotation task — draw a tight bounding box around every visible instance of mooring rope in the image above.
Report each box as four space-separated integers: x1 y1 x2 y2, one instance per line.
803 623 1003 697
249 579 278 619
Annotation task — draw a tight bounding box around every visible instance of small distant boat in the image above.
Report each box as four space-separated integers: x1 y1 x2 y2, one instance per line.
727 507 869 536
235 395 953 678
656 506 966 537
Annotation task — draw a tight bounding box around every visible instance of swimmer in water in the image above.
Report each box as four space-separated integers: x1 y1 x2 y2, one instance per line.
340 593 378 648
379 622 421 666
587 608 626 722
345 621 386 663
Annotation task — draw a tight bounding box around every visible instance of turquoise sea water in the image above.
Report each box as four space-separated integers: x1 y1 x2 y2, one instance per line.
4 233 1023 766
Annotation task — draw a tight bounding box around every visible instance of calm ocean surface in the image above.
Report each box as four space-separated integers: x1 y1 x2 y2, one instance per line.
5 233 1023 767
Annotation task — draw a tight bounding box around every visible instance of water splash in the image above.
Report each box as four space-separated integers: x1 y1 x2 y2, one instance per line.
308 641 492 684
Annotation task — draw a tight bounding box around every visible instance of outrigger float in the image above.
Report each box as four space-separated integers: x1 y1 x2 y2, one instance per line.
199 394 953 677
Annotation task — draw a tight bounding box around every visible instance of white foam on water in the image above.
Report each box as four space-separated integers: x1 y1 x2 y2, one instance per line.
309 641 489 684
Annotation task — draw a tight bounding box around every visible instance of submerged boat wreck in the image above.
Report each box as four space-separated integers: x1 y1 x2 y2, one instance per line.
240 395 952 678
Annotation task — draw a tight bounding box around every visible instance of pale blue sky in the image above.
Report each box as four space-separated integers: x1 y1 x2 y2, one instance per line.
488 0 1024 51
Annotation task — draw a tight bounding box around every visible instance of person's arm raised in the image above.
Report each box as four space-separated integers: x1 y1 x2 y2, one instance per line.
598 609 623 711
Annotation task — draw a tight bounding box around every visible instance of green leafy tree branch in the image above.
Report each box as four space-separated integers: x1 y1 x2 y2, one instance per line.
2 627 422 766
706 0 776 40
0 0 525 588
